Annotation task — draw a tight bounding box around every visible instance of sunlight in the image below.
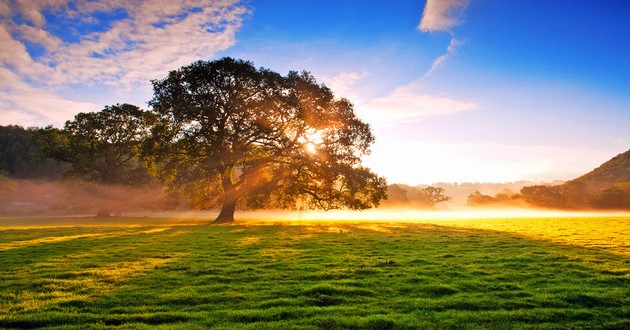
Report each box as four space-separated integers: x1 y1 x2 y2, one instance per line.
234 209 630 256
305 142 317 154
234 208 630 223
299 129 324 154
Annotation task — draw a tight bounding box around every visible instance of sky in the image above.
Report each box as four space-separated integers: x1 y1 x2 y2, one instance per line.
1 0 629 185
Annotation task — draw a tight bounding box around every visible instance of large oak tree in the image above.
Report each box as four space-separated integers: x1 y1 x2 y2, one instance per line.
147 58 387 223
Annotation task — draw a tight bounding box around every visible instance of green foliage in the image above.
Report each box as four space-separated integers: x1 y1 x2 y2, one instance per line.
1 216 629 328
147 58 387 222
0 125 69 179
34 104 156 186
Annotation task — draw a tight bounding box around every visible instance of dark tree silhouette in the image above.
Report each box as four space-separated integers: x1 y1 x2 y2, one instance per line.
467 191 495 206
386 184 409 203
147 58 387 223
519 185 563 209
591 183 630 210
415 186 452 208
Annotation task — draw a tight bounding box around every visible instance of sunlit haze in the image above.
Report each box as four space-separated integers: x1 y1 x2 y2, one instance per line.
1 1 629 185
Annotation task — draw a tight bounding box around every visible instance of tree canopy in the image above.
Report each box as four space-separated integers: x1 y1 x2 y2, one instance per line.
147 57 387 223
34 104 157 216
415 186 452 209
0 125 68 179
35 104 155 186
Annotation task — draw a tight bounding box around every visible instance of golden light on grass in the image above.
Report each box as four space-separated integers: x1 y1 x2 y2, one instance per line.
0 226 172 251
0 233 107 251
234 209 630 256
7 255 183 313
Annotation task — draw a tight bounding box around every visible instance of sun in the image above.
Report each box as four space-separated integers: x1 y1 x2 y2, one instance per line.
305 142 317 154
300 129 324 154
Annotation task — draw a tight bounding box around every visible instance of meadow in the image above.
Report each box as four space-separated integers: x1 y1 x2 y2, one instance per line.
1 213 629 329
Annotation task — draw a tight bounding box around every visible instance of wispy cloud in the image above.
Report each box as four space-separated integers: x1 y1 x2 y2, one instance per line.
323 71 369 101
418 0 468 33
0 67 100 127
358 81 476 127
425 37 462 76
418 0 468 76
0 0 249 126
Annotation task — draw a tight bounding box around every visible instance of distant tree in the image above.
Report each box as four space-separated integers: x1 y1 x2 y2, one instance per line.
519 185 564 209
558 181 590 209
467 191 495 206
415 186 452 208
520 182 592 209
590 183 630 210
0 125 68 179
386 184 409 203
493 189 516 202
34 104 157 216
147 58 387 223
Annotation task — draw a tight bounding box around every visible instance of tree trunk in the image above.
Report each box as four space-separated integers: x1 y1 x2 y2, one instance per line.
213 167 239 224
213 196 236 224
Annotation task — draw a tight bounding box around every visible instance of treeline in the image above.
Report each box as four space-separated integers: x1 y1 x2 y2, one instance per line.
0 125 68 179
468 176 630 210
0 125 170 215
383 184 452 209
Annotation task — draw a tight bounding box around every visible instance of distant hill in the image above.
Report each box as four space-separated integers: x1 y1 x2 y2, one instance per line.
470 149 630 210
568 149 630 193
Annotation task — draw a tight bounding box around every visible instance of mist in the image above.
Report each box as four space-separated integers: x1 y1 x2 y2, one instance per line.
2 178 628 221
0 179 170 216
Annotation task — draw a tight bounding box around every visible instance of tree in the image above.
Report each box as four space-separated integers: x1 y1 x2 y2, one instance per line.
0 125 69 179
34 104 156 216
147 58 387 223
519 185 563 209
415 186 452 208
467 191 495 206
591 183 630 210
385 184 409 203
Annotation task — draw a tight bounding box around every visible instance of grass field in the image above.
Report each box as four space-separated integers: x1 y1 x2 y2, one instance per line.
1 213 629 329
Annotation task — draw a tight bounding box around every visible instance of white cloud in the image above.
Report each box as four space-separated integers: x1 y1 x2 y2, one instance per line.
418 1 468 76
0 0 249 126
418 0 468 32
358 81 476 127
323 71 369 100
0 67 100 127
0 24 52 78
425 37 462 76
16 24 62 51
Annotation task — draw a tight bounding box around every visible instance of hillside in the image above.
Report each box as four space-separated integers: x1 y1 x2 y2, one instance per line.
568 149 630 193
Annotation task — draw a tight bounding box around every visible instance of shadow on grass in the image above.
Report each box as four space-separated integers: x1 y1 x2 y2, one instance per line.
1 219 629 328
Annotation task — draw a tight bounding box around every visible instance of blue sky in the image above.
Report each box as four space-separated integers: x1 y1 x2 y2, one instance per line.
1 0 629 184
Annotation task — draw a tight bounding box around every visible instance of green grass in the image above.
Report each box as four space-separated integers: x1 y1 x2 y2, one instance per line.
1 216 629 329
